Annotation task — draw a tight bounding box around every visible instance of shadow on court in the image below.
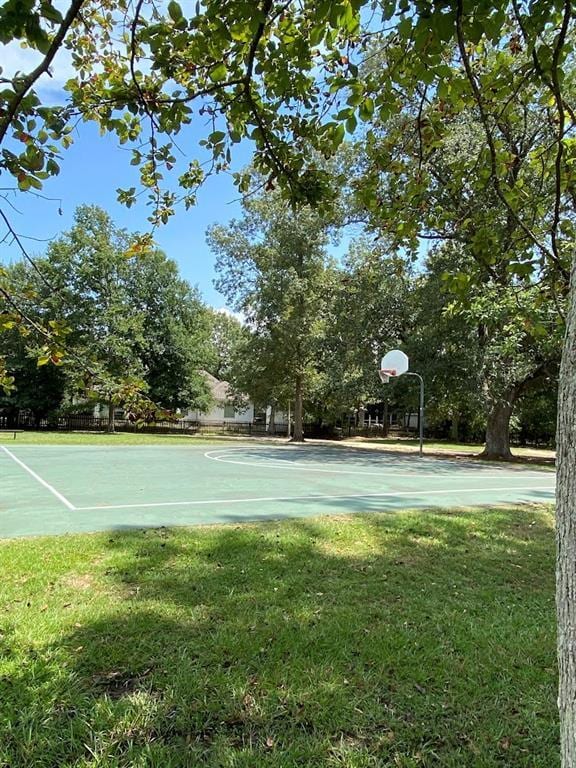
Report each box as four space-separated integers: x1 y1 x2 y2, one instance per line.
211 444 547 474
206 489 558 527
0 508 558 767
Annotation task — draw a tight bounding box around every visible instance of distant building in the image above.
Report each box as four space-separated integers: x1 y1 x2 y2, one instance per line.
92 371 288 431
183 371 255 425
185 373 289 431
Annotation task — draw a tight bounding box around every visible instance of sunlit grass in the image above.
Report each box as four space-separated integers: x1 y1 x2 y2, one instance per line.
0 506 557 767
0 430 253 446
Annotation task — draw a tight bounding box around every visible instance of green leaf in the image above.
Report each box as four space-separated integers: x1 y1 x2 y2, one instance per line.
310 25 324 47
209 63 227 83
359 97 374 121
209 130 226 143
398 17 412 39
168 1 183 22
347 91 363 107
40 2 63 24
333 122 345 148
433 11 455 42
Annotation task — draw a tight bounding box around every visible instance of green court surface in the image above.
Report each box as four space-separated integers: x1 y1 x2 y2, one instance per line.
1 441 555 538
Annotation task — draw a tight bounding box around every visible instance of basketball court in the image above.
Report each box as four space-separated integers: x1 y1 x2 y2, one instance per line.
0 441 556 539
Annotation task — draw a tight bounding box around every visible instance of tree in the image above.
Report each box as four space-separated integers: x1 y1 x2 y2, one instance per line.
0 326 66 425
206 310 249 382
346 43 569 457
226 328 293 433
405 252 485 442
10 205 213 428
317 238 414 422
39 206 148 431
125 249 213 413
408 244 562 455
209 192 334 441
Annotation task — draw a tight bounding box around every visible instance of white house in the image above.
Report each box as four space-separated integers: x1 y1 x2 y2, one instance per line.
92 371 289 431
184 372 255 425
185 373 290 431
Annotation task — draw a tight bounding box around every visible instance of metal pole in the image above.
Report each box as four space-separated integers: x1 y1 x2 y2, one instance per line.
418 374 424 457
405 372 424 457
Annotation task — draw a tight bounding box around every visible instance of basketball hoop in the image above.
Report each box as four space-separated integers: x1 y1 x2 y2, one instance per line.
379 368 396 384
377 349 425 458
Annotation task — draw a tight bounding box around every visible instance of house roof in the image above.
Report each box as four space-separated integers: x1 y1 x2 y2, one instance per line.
201 371 231 401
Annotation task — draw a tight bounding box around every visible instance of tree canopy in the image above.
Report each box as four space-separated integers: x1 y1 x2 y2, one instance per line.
209 191 336 440
2 205 213 424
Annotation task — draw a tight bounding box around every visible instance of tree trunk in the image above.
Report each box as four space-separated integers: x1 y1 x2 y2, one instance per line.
268 404 276 434
291 375 304 442
358 406 366 428
107 401 115 433
557 263 576 768
450 412 460 442
480 397 515 459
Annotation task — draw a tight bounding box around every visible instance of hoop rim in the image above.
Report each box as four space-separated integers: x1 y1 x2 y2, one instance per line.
380 368 397 377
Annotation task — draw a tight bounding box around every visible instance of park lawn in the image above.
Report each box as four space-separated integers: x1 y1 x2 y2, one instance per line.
0 431 253 446
0 508 557 768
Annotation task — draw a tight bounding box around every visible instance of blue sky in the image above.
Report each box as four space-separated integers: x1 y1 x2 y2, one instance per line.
0 30 360 310
0 117 255 308
0 116 360 308
0 2 251 309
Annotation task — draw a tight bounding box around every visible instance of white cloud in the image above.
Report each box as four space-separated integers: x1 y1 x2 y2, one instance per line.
1 40 76 98
213 306 246 324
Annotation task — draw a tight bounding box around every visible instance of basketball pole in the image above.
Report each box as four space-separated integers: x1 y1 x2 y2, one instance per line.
405 372 424 457
380 351 424 457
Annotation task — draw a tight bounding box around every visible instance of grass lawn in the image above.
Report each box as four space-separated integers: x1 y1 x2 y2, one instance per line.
0 431 249 446
0 506 557 767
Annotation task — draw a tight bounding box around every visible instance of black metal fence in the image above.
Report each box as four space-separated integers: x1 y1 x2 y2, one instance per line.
0 413 292 436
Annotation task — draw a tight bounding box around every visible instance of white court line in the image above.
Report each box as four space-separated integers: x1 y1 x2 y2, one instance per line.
204 449 554 479
1 445 76 510
75 484 555 512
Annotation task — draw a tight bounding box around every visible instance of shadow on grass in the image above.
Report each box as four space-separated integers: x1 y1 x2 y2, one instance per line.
0 508 558 767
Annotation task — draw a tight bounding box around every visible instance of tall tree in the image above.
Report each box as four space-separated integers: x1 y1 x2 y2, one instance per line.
226 328 293 432
206 310 249 382
409 244 562 456
209 193 333 441
318 239 413 419
41 206 146 431
347 44 569 456
12 205 212 427
125 249 213 413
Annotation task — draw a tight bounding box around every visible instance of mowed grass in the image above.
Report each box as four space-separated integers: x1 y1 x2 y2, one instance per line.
0 431 250 446
0 507 557 767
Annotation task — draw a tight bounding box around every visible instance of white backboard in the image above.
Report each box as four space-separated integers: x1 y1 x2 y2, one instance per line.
380 350 409 377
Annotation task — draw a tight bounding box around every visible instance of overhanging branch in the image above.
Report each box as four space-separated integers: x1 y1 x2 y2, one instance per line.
0 0 85 145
